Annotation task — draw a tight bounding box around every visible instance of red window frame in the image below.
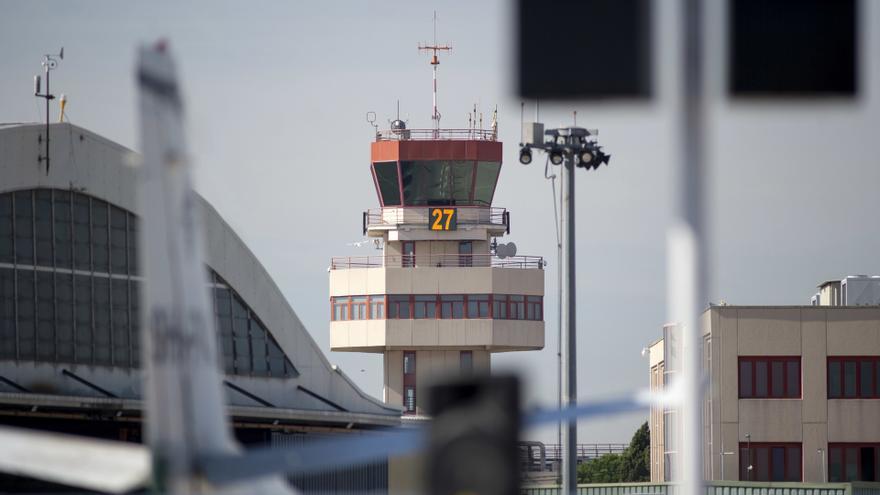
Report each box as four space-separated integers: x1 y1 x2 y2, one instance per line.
828 357 880 399
333 294 545 321
739 442 802 482
828 443 880 482
526 296 543 321
738 356 801 399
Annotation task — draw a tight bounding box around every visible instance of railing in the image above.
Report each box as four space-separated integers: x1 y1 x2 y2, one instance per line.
376 128 497 141
529 444 628 469
330 254 544 270
364 206 509 233
521 481 880 495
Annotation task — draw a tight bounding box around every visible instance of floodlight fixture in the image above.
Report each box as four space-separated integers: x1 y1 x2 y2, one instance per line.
519 147 533 165
549 150 564 165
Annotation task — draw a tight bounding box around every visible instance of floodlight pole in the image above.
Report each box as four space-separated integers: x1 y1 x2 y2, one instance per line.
520 126 608 495
560 150 577 495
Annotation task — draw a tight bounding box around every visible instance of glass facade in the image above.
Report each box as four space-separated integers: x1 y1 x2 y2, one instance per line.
371 160 502 207
0 188 296 378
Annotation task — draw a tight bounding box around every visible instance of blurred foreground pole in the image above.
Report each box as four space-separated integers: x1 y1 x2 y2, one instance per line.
672 0 706 494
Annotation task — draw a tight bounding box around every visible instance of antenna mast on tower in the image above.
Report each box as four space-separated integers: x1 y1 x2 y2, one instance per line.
418 11 452 136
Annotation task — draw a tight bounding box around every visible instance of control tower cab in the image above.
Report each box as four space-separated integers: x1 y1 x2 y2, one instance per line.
328 120 545 416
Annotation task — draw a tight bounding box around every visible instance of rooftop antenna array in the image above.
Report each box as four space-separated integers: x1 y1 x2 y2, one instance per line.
33 47 64 175
418 11 452 136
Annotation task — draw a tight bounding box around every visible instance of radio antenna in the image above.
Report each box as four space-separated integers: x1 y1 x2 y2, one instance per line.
418 11 452 136
33 47 64 175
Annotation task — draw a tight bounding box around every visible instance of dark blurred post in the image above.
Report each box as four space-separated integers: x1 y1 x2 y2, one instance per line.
427 376 520 495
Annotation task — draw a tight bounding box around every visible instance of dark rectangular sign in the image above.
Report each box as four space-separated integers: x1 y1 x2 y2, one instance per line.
429 208 457 231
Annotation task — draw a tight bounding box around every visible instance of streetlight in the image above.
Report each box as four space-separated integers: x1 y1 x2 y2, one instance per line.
519 123 612 495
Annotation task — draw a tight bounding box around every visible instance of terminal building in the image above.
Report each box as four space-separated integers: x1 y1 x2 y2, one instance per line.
648 276 880 484
0 122 400 492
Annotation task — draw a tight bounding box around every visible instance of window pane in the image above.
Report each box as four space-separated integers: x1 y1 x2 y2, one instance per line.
474 162 501 205
740 360 753 397
0 268 16 358
460 351 473 374
91 202 109 273
846 447 858 481
755 361 768 397
771 361 784 397
414 295 435 319
390 295 410 319
756 447 769 481
771 446 785 481
56 273 74 360
510 295 525 320
493 295 507 319
34 190 53 266
214 287 234 373
110 207 127 274
35 271 55 361
93 277 111 364
75 275 92 362
73 194 90 270
400 160 474 206
404 352 416 375
250 318 268 376
0 194 12 263
53 191 72 268
829 447 842 482
860 360 874 398
127 215 138 275
232 296 251 373
740 447 751 480
16 270 35 359
829 361 842 398
844 361 857 397
787 360 800 398
111 279 130 367
267 337 286 377
130 281 141 367
374 162 401 207
14 191 34 265
404 386 416 412
862 446 876 482
786 446 801 481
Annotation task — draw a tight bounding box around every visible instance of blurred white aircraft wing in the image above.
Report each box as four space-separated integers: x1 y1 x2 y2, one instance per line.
0 425 150 493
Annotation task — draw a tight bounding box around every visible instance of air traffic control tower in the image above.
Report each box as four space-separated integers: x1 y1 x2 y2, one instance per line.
328 44 544 417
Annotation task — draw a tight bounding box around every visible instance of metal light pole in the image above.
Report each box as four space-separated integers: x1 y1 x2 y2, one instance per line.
561 147 577 495
519 125 610 495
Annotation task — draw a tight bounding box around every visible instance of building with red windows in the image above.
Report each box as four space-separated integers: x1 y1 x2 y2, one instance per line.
328 121 545 417
648 276 880 483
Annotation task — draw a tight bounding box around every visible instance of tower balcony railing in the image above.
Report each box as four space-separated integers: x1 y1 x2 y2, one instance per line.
329 254 544 270
363 206 508 233
375 128 497 141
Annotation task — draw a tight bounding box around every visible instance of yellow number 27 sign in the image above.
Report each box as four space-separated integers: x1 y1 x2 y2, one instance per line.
429 208 457 231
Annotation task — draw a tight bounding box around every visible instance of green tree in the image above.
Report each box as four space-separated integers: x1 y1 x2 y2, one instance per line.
577 422 650 483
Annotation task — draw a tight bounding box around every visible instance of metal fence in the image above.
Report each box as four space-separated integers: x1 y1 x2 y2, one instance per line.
522 482 880 495
375 128 497 141
364 206 508 232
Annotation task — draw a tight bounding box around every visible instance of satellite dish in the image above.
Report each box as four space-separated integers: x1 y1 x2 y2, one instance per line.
507 242 517 257
496 243 508 259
